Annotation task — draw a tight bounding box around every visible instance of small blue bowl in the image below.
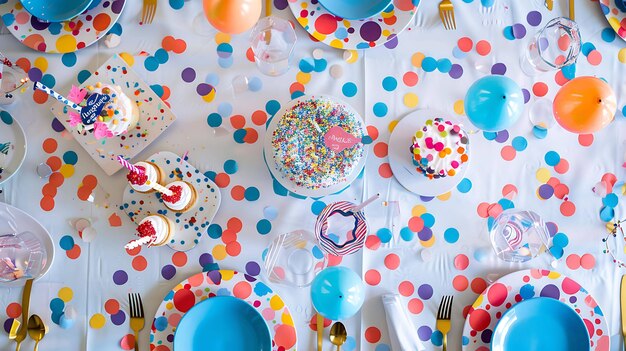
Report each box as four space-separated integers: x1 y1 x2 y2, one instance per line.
19 0 94 22
318 0 393 20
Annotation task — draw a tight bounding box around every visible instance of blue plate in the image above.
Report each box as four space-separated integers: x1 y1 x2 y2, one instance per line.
317 0 393 20
19 0 94 22
173 296 272 351
491 297 590 351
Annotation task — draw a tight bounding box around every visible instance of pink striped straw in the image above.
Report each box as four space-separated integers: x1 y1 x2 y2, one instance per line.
117 155 143 174
124 236 153 250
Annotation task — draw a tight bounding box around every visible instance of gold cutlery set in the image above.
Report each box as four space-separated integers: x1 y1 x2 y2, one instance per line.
317 313 348 351
9 279 47 351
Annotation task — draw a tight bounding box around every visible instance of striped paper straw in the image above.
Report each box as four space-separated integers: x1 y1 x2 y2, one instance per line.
146 180 173 196
124 235 153 250
117 155 143 174
33 81 82 112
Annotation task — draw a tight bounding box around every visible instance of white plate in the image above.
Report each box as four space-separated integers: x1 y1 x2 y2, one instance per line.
0 110 27 186
121 151 221 252
50 54 176 176
388 109 470 197
0 202 55 288
263 95 369 198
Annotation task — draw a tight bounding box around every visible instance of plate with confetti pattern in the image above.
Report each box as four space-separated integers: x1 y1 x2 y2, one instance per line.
150 270 297 351
288 0 420 50
0 0 125 53
121 151 221 252
600 0 626 40
462 269 609 351
0 110 26 186
50 54 176 176
263 95 369 198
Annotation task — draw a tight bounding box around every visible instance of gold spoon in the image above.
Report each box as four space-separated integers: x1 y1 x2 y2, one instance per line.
329 322 347 351
27 315 46 351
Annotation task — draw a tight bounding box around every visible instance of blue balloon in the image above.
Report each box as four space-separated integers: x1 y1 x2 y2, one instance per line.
464 75 524 132
311 266 365 320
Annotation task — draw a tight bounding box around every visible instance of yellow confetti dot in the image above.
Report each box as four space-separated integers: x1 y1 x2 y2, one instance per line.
472 294 484 308
297 17 309 29
34 57 48 73
59 164 75 178
119 52 134 66
453 100 465 115
388 119 399 133
89 313 106 329
270 295 284 310
343 50 358 64
619 48 626 64
329 39 344 49
221 270 234 280
58 287 73 302
165 302 174 310
214 32 231 44
202 89 216 103
382 29 391 36
312 31 327 42
403 93 419 108
437 191 452 201
56 35 77 54
281 312 294 326
420 235 435 248
411 205 427 217
212 244 227 260
411 52 425 68
547 271 560 279
296 71 311 85
535 168 551 183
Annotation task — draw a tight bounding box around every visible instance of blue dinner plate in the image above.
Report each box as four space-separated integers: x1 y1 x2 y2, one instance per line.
491 297 590 351
173 296 272 351
318 0 393 20
19 0 94 22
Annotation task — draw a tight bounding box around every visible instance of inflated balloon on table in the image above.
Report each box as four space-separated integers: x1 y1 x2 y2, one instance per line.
464 75 524 132
553 76 616 134
310 266 365 320
203 0 262 34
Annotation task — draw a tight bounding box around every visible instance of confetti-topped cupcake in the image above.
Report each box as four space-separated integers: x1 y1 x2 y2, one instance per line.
67 82 139 140
161 181 198 213
126 161 165 194
125 214 174 249
410 117 469 179
271 97 366 191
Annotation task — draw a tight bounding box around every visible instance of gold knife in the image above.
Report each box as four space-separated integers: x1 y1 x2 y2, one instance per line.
620 275 626 347
545 0 553 10
14 278 33 351
317 312 323 351
569 0 574 20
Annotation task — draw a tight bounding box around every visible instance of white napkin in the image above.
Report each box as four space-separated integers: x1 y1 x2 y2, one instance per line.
382 294 426 351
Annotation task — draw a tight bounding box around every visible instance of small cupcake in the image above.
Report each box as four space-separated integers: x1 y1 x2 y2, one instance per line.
161 181 198 213
126 161 166 194
125 214 174 249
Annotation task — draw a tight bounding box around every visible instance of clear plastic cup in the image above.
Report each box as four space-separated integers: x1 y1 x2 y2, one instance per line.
489 209 551 262
0 231 48 282
263 230 326 287
521 17 581 75
249 16 297 77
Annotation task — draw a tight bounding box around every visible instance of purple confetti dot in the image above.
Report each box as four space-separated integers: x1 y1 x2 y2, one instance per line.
30 16 50 30
495 130 509 143
522 88 531 103
245 261 261 276
113 270 128 285
110 310 126 325
481 329 493 343
199 253 213 267
539 284 560 299
112 0 124 13
208 270 222 284
274 0 288 10
420 196 434 202
491 63 507 75
181 67 196 83
360 21 382 42
161 264 176 280
418 227 432 241
51 118 66 132
28 68 43 82
166 334 175 342
527 11 542 26
512 23 527 39
569 296 577 303
417 325 432 341
417 284 434 300
538 184 554 199
4 319 14 334
449 64 463 79
196 83 213 96
538 37 549 51
384 34 398 49
546 222 558 236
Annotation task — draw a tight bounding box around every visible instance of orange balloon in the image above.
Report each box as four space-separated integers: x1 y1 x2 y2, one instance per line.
553 76 616 134
203 0 262 34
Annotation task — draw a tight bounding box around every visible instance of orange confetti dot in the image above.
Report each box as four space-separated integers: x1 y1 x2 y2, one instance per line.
126 245 141 256
66 244 81 259
502 184 518 198
77 186 93 201
452 275 469 291
547 177 560 187
120 334 136 350
554 183 569 199
402 71 419 87
225 241 241 256
471 277 488 294
398 281 414 296
457 37 473 52
227 217 243 232
40 196 55 211
243 127 258 143
33 89 49 104
15 58 30 72
578 134 593 147
554 159 569 174
475 40 491 56
214 173 230 188
289 82 305 95
171 39 187 54
230 185 246 201
373 142 388 158
251 110 268 126
161 85 171 101
364 327 381 343
378 163 393 178
6 302 21 318
104 299 120 315
384 253 400 270
221 229 238 244
161 35 176 51
408 216 424 232
42 183 58 197
560 201 576 216
46 156 62 171
82 175 98 188
364 269 381 285
580 254 595 270
93 13 111 31
230 115 246 129
500 145 516 161
587 50 602 66
532 82 548 97
408 298 424 314
566 254 581 270
42 138 57 154
171 251 187 267
246 47 255 62
108 213 122 227
132 255 147 271
366 125 379 141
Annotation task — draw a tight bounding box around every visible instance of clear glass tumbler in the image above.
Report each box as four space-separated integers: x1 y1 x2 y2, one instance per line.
250 16 297 77
489 209 551 262
263 230 326 287
521 17 581 75
0 231 47 282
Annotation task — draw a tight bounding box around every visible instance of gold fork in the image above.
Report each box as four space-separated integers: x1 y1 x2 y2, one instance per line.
141 0 157 24
438 0 456 30
129 293 145 351
436 295 453 351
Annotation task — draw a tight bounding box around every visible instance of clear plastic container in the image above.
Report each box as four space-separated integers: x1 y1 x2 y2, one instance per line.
521 17 581 75
489 209 551 262
0 231 47 282
263 230 326 287
250 16 297 77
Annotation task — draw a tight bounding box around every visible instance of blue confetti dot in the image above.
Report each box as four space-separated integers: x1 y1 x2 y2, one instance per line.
544 151 560 166
41 74 55 88
0 111 13 125
244 187 260 201
511 136 528 151
266 100 281 116
299 58 315 73
581 42 596 56
154 49 169 64
256 219 272 235
311 201 326 215
63 151 78 165
49 297 65 312
144 56 159 71
549 246 564 259
107 23 123 36
561 64 576 80
207 113 222 127
532 125 548 139
59 235 74 250
314 58 327 72
361 135 373 144
604 193 619 208
421 213 435 227
342 82 358 97
154 316 168 331
437 58 452 73
373 102 388 117
150 84 164 97
400 226 414 241
223 160 238 174
263 206 278 220
207 224 222 239
77 70 91 84
552 233 569 247
422 56 437 72
382 76 397 91
248 77 263 92
61 53 77 67
503 26 515 40
377 228 393 243
456 178 472 193
601 27 616 42
444 228 459 243
233 129 247 143
600 206 615 222
483 131 497 140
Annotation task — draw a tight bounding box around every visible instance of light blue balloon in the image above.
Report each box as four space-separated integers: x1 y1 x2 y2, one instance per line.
464 75 524 132
311 266 365 320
